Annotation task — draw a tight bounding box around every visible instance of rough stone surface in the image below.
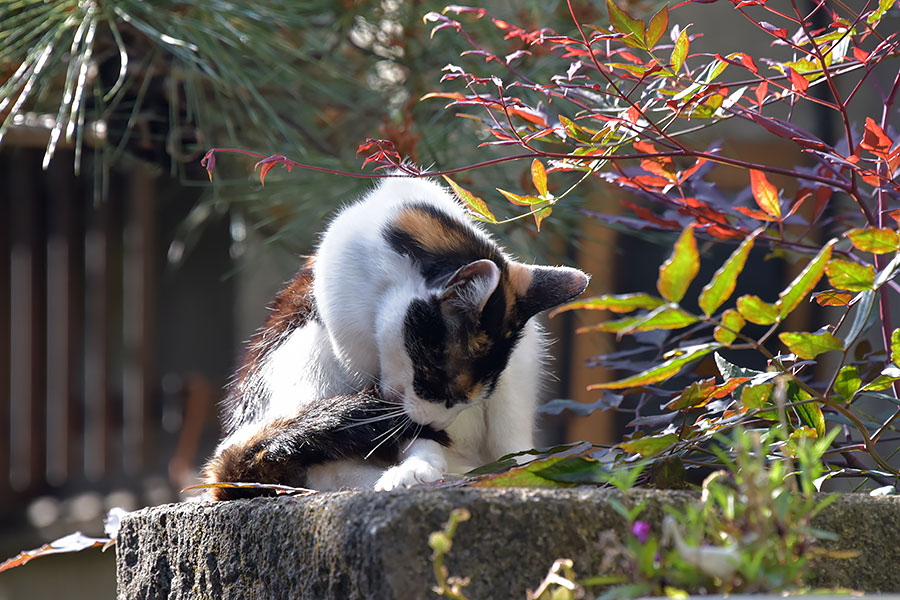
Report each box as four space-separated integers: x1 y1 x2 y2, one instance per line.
115 489 900 599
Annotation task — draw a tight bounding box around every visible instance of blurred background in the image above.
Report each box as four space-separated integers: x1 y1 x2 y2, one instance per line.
1 0 885 597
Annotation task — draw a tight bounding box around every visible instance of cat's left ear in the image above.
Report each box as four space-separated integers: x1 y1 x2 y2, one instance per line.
440 259 501 315
509 263 589 320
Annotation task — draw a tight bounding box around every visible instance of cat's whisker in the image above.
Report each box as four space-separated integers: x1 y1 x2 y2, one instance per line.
364 418 410 460
403 422 424 453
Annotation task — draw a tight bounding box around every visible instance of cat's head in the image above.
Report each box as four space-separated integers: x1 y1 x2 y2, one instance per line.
376 256 588 429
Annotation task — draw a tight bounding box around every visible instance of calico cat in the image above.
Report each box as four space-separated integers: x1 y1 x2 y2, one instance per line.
203 176 588 500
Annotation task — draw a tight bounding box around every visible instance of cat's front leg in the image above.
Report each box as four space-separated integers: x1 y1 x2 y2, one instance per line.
374 439 448 491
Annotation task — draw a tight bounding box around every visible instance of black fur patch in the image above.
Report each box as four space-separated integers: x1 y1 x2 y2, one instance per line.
204 391 448 500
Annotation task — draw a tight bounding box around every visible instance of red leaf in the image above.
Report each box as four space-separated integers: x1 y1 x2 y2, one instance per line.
254 155 293 187
754 81 768 107
788 67 809 94
861 117 893 160
200 150 216 181
622 200 680 229
852 47 870 63
739 53 758 73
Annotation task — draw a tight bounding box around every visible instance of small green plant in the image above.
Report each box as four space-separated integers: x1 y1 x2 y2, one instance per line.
430 425 843 599
430 508 473 600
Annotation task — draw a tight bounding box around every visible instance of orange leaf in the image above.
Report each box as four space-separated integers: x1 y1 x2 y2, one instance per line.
531 159 548 197
749 169 781 219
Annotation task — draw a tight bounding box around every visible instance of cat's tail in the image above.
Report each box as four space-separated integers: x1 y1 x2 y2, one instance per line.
202 390 448 500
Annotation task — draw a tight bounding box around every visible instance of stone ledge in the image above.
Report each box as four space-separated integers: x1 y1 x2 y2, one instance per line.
115 489 900 599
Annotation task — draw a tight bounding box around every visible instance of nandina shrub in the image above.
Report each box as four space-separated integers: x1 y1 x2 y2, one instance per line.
405 0 900 488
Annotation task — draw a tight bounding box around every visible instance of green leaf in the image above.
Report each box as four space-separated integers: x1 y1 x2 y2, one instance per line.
736 294 779 325
825 259 875 292
861 365 900 392
620 433 678 457
577 306 698 335
549 293 666 317
589 343 719 390
646 6 668 49
741 383 773 410
778 331 842 360
714 352 764 379
892 329 900 365
665 379 716 410
657 224 699 303
650 455 686 489
496 188 544 206
698 231 758 315
443 176 497 223
834 366 861 401
670 28 689 74
558 115 595 144
846 228 900 254
775 240 836 320
868 0 899 25
472 455 572 488
532 456 611 484
714 309 746 344
607 0 646 47
788 383 825 437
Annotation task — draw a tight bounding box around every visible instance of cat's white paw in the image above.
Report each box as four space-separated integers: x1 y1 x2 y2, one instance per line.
374 456 446 491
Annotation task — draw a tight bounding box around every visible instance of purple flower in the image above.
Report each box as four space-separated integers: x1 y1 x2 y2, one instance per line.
631 521 650 544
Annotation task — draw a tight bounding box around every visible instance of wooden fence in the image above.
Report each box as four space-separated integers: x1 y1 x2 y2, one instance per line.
1 147 162 517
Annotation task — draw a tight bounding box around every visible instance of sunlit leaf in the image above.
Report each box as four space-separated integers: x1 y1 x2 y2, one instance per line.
497 188 543 206
533 456 612 484
775 240 836 320
670 28 689 74
550 293 666 317
657 224 699 303
714 309 746 344
834 366 861 401
646 6 669 49
620 433 678 456
860 117 893 159
736 294 778 325
845 228 899 254
812 290 853 306
607 0 646 47
665 379 716 410
698 230 758 315
862 365 900 391
589 343 719 390
443 175 497 223
741 383 773 410
749 169 781 219
825 259 875 292
532 204 553 231
788 383 826 437
0 532 113 573
778 331 842 360
473 455 572 488
892 329 900 365
577 307 698 334
531 159 548 197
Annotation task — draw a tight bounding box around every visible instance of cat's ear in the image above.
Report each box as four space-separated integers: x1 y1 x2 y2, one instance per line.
508 263 589 320
439 259 501 315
